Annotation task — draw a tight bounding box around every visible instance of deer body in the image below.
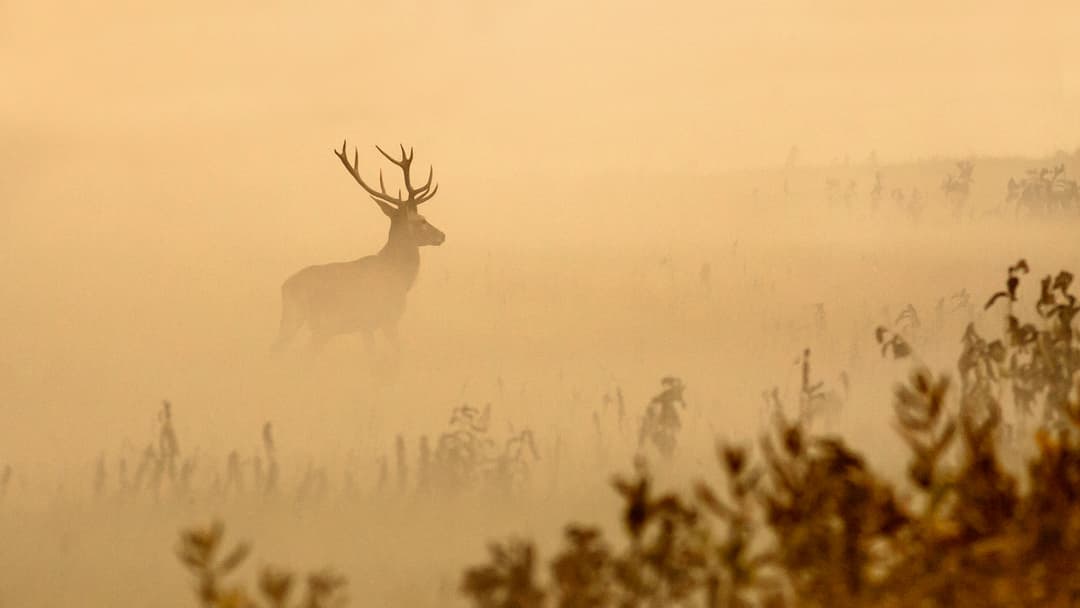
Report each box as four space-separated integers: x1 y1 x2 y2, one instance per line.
274 142 443 352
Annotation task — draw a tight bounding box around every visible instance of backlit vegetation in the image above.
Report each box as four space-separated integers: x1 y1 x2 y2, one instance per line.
460 261 1080 607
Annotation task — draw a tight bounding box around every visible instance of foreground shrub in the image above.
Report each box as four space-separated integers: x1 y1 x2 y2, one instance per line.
177 521 346 608
462 261 1080 607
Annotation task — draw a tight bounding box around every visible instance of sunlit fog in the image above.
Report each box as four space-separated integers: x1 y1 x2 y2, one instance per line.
3 2 1080 606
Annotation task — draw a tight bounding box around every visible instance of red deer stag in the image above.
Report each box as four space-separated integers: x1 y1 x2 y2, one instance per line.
274 141 444 354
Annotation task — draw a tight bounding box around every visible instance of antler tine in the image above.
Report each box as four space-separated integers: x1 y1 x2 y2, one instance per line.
412 166 434 195
415 182 439 205
375 145 408 168
335 139 439 206
334 140 404 207
412 166 435 199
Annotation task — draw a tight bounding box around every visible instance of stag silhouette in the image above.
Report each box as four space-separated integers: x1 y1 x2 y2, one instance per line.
274 141 444 357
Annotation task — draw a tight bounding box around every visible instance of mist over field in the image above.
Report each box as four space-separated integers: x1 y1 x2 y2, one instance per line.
3 2 1080 606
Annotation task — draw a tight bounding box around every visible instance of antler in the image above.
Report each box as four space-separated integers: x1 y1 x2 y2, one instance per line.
334 140 439 209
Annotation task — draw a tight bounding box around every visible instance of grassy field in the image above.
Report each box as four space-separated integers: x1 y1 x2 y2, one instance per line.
3 132 1080 605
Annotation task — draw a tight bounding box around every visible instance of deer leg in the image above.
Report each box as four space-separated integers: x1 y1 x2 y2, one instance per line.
309 331 331 354
272 292 304 351
382 324 400 356
360 330 385 381
361 331 375 358
380 324 401 381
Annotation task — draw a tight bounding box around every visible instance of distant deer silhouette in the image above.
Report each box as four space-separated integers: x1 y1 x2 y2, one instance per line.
941 160 974 219
274 141 444 355
1008 165 1079 217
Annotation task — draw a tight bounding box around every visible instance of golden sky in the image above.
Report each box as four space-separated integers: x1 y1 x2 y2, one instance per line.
4 1 1079 173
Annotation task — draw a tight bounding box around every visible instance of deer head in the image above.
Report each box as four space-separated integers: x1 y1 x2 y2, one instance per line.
334 140 445 247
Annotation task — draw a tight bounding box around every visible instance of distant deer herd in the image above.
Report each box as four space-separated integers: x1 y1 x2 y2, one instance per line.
823 159 1079 221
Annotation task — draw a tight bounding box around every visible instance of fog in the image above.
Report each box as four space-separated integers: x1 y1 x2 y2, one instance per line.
2 2 1080 606
5 1 1080 172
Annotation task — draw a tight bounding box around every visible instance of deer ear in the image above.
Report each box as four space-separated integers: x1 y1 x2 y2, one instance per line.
372 199 397 217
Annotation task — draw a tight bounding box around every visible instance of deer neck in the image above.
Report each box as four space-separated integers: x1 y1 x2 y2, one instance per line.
377 222 420 286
